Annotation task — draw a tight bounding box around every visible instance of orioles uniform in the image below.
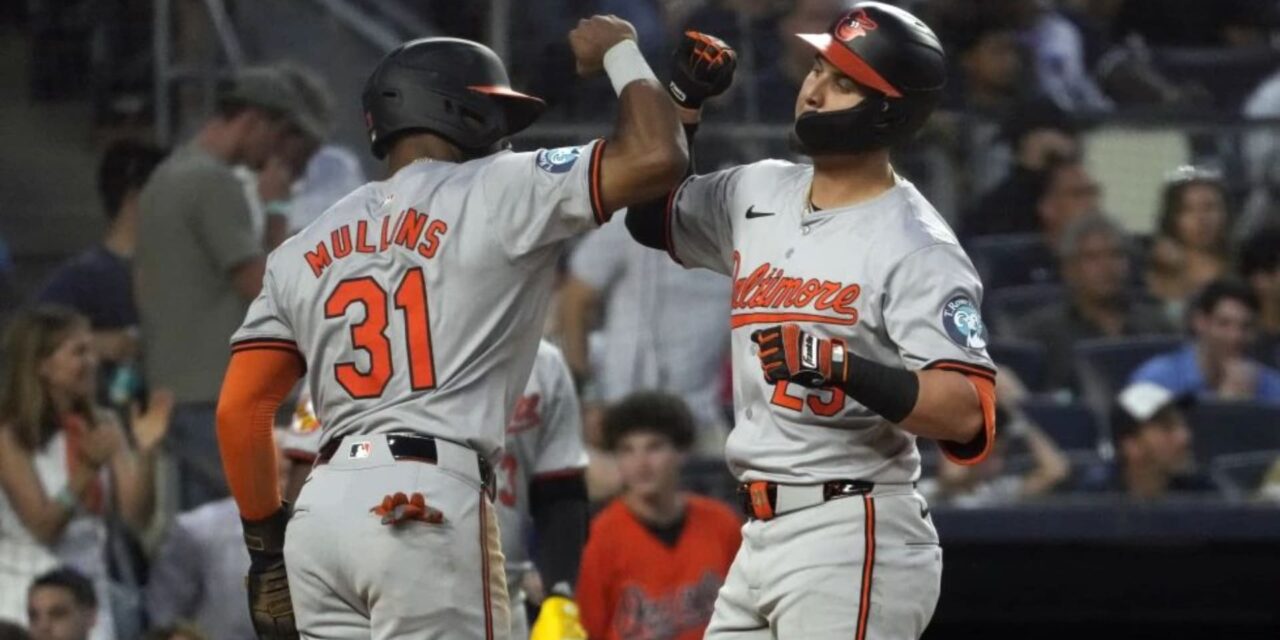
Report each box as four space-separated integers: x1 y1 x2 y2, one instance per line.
228 137 608 638
277 341 588 640
653 161 996 639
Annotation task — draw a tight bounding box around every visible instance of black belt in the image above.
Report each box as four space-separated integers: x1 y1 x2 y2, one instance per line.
738 479 877 521
315 434 495 497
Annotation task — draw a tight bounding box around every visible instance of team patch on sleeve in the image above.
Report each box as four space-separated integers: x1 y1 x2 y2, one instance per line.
535 146 585 174
942 295 988 350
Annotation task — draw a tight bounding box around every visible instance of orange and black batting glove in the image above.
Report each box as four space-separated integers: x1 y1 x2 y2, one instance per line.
668 31 737 109
752 324 848 389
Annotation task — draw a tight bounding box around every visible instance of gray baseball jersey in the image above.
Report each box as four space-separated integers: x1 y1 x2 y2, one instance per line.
495 340 588 580
664 160 995 484
231 140 608 462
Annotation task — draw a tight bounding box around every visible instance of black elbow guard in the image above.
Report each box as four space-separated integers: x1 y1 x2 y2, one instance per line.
624 198 670 251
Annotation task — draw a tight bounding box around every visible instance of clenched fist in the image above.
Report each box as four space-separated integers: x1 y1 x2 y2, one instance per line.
569 15 639 77
669 31 737 109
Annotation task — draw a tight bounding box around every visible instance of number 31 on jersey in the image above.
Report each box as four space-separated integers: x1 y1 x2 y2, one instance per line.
324 267 437 398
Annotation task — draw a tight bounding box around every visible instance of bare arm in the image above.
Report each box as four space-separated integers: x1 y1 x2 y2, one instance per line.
1018 422 1071 497
556 276 600 385
569 16 688 215
111 390 174 530
0 427 100 545
898 369 986 443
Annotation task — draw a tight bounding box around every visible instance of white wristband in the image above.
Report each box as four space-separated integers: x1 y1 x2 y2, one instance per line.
603 39 658 96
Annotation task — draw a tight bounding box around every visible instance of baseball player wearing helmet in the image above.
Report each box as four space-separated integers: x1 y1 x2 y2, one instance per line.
214 16 687 640
626 4 997 639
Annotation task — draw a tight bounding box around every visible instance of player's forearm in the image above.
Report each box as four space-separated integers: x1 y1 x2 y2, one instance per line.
896 370 985 443
216 349 304 520
556 277 598 385
599 42 688 213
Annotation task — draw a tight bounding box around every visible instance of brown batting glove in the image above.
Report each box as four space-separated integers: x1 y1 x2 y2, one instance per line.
243 505 298 639
668 31 737 109
752 324 848 389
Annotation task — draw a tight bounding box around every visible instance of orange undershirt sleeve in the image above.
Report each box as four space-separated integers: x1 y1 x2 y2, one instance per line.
216 346 305 521
938 374 997 466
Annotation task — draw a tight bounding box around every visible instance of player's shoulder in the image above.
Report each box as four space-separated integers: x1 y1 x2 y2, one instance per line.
876 178 973 264
685 494 741 527
696 157 808 186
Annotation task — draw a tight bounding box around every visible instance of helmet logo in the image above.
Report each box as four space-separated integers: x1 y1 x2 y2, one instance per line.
834 9 878 41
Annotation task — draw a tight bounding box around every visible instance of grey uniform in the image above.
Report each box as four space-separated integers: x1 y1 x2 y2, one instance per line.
231 140 608 640
662 161 995 639
496 341 588 639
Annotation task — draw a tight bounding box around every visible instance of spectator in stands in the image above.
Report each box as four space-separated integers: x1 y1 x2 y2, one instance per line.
1146 167 1230 320
261 64 337 249
1241 67 1280 239
577 392 741 640
134 66 302 510
37 140 166 409
559 213 731 451
751 0 847 123
922 371 1071 506
1130 280 1280 402
1014 214 1174 391
959 105 1083 238
146 429 290 640
1019 0 1113 113
1105 381 1216 499
0 306 173 639
1239 225 1280 366
26 568 97 640
945 23 1027 116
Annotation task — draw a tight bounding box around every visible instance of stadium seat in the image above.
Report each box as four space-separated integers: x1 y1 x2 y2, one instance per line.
967 234 1059 291
1073 336 1185 415
1186 400 1280 466
984 284 1065 337
987 339 1048 391
1019 399 1101 451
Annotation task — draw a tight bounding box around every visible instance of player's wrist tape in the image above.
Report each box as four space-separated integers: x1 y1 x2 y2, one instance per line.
603 39 658 96
839 354 919 423
242 504 290 557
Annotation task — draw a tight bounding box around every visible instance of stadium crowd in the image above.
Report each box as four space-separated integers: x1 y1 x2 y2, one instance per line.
3 0 1280 638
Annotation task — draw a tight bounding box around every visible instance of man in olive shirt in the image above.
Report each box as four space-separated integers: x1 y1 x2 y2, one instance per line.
136 67 304 509
1015 214 1174 392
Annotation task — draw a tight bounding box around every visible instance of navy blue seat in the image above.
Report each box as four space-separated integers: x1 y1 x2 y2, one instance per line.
1020 399 1101 451
967 234 1059 291
1185 400 1280 466
987 339 1049 391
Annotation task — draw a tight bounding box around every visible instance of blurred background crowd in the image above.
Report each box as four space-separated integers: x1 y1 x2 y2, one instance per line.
2 0 1280 638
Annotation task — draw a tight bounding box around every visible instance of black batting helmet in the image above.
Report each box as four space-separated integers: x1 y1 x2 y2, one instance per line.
362 37 546 160
792 2 946 155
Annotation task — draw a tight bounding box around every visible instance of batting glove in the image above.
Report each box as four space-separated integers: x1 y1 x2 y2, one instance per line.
243 505 298 640
530 592 588 640
668 30 737 109
752 324 848 389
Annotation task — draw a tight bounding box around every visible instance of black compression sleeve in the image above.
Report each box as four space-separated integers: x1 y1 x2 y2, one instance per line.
625 122 699 250
838 353 920 424
529 472 589 591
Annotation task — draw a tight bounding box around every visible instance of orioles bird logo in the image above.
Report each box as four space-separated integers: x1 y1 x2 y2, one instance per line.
835 9 878 41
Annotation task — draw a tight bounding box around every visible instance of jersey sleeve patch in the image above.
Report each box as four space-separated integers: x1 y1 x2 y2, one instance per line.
535 145 585 174
941 295 988 350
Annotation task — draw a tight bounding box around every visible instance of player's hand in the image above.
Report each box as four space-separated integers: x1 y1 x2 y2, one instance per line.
530 594 588 640
668 31 737 109
569 15 639 77
243 506 298 639
751 324 848 389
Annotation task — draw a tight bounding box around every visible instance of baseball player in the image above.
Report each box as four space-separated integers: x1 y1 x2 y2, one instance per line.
625 3 997 638
213 18 688 640
278 341 591 640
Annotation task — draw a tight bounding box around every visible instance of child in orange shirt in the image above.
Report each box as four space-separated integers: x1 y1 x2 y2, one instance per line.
577 392 742 640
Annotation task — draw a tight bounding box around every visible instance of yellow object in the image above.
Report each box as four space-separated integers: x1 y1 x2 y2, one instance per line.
530 595 587 640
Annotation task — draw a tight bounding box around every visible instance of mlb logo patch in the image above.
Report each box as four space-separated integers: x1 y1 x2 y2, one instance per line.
349 441 373 459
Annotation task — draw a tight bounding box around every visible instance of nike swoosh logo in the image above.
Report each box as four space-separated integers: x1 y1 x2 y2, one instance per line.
745 205 776 219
